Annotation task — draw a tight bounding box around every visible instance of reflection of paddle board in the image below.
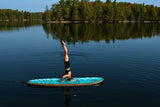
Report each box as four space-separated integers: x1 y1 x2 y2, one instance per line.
27 77 104 87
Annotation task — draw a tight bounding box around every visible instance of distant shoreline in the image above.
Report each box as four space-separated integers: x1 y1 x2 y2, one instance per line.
0 19 42 22
0 20 160 24
46 20 160 24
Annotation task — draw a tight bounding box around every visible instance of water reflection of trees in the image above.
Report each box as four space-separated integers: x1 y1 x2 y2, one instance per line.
42 23 160 44
0 21 42 32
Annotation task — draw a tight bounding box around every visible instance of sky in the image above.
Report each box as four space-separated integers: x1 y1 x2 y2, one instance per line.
0 0 159 12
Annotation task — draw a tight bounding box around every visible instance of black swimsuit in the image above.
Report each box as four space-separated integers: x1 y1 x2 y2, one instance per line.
65 61 70 69
64 61 71 74
64 61 73 80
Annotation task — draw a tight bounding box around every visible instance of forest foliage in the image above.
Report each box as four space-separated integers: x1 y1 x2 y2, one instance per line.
43 0 160 21
0 0 159 22
0 9 42 21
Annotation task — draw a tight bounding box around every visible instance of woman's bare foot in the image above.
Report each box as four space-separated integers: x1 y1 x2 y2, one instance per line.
62 40 65 47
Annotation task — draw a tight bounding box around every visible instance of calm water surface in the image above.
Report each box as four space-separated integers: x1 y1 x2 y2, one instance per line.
0 22 160 107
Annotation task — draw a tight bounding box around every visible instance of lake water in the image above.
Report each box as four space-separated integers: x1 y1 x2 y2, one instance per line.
0 22 160 107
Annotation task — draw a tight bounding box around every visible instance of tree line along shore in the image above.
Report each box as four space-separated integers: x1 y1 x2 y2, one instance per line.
0 0 160 23
0 9 42 21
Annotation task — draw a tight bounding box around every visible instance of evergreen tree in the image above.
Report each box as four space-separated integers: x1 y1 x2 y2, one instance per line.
56 5 63 20
95 0 103 20
150 5 157 20
43 5 51 21
158 7 160 20
71 0 79 20
104 1 114 20
106 0 111 3
64 7 70 20
79 0 89 20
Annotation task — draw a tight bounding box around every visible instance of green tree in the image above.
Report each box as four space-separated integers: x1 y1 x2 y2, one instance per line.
64 7 70 20
106 0 111 3
71 0 79 20
87 2 95 20
18 11 24 20
43 5 51 21
95 0 103 20
51 4 56 21
149 5 157 20
59 0 65 20
158 7 160 20
103 1 114 20
56 5 63 20
79 0 89 20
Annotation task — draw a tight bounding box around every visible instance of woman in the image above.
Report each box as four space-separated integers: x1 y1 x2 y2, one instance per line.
61 40 73 83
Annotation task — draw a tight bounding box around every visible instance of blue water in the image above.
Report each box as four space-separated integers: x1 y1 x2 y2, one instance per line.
0 23 160 107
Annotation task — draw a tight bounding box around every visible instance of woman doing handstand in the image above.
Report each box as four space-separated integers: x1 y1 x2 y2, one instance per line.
61 41 73 83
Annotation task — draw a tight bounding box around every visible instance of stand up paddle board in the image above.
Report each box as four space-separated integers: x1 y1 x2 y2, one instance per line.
27 77 104 87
